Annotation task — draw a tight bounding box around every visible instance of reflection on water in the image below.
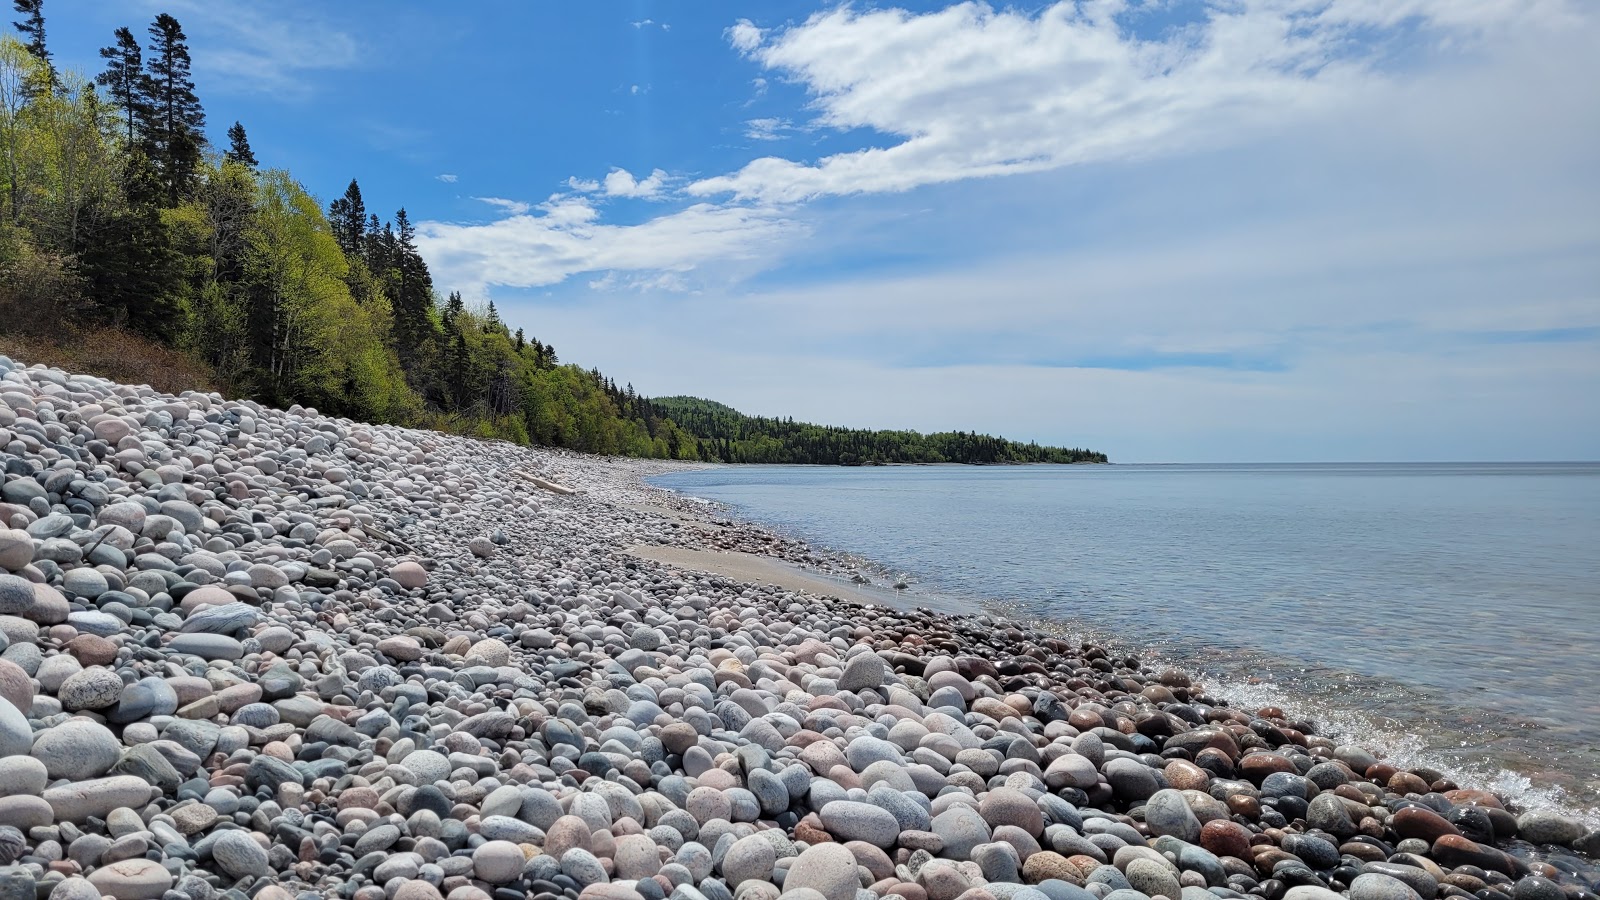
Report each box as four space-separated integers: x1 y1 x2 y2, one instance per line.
651 462 1600 818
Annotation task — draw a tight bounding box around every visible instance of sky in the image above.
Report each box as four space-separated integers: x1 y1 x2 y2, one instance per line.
44 0 1600 462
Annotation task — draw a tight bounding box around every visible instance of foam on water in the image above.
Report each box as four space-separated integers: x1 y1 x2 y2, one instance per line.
1191 670 1600 829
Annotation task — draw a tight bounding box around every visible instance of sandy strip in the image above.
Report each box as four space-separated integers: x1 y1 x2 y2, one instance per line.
619 502 720 527
626 545 967 614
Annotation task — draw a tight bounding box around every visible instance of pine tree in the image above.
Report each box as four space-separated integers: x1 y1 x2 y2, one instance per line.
143 13 205 205
327 179 365 257
11 0 52 89
96 27 145 144
224 121 256 167
513 328 525 352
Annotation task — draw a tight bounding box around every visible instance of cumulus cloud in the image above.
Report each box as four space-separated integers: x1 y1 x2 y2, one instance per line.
603 168 669 199
690 0 1580 203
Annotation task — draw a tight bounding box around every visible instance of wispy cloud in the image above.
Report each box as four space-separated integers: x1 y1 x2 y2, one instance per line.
691 0 1581 203
157 0 360 96
631 19 670 31
416 198 801 299
416 0 1598 403
744 117 794 141
436 174 458 183
474 196 531 216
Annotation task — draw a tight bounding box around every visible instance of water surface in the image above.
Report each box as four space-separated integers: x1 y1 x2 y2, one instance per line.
651 462 1600 817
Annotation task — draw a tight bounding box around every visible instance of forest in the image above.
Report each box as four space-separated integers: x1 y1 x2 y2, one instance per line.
653 397 1107 465
0 3 1105 466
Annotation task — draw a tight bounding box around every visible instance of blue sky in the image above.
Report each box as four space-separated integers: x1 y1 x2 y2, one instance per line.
46 0 1600 461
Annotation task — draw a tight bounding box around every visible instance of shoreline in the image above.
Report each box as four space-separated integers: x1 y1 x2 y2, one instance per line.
0 354 1595 900
633 466 1600 828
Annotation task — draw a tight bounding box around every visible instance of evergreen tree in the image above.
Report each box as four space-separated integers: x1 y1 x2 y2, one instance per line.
143 13 204 205
391 207 434 346
361 213 383 267
224 120 256 168
327 178 364 257
11 0 51 89
77 150 181 337
96 27 145 144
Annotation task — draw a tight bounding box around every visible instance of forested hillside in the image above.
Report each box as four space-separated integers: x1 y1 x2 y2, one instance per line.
653 397 1108 465
0 3 1105 465
0 10 698 458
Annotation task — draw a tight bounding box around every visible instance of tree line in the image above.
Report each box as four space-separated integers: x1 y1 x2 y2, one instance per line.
0 2 1107 466
652 397 1107 465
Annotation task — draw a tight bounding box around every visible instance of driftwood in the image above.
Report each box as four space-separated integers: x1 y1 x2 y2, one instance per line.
363 522 420 554
516 470 578 495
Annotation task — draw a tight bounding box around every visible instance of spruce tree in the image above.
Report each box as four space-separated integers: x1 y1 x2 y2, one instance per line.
143 13 205 205
225 121 256 168
392 208 435 348
11 0 53 89
327 179 365 257
97 27 146 144
362 213 383 266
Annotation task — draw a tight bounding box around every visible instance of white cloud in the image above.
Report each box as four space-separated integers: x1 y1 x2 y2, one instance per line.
409 1 1598 459
691 0 1580 203
415 201 802 299
744 117 793 141
632 19 670 31
474 196 531 216
603 168 669 199
436 174 458 183
727 19 763 54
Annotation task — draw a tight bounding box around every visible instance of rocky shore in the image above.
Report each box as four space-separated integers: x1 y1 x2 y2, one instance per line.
0 354 1595 900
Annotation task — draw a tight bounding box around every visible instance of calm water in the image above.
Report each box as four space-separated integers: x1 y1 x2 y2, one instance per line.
652 463 1600 818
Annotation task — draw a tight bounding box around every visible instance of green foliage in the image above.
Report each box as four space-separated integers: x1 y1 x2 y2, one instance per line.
0 15 1106 466
652 396 1108 465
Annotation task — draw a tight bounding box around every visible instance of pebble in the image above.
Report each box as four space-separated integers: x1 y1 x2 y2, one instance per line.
211 829 270 879
473 841 526 883
0 353 1587 900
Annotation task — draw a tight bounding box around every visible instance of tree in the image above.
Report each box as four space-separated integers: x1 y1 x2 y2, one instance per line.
96 27 145 145
143 13 204 205
77 149 182 337
10 0 51 90
26 70 119 251
390 206 434 347
327 178 363 256
225 121 255 168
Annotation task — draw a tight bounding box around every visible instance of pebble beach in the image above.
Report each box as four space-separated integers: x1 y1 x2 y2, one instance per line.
0 354 1595 900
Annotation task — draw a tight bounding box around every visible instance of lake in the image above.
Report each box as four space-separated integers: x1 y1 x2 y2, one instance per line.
651 462 1600 820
